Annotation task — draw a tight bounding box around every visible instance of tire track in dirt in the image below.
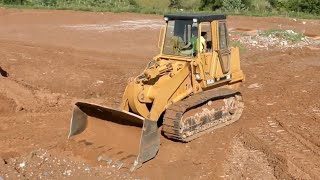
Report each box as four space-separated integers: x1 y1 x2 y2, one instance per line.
276 119 320 157
224 47 320 179
242 120 320 179
240 129 296 179
224 137 277 179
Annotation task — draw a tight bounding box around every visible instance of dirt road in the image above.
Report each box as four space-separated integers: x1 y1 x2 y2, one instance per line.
0 8 320 179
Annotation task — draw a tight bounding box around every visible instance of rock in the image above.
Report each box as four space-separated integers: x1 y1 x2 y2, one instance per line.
280 41 288 46
19 162 26 168
96 80 104 84
63 170 72 176
286 30 295 34
113 160 124 170
248 83 262 89
266 102 276 106
97 156 112 165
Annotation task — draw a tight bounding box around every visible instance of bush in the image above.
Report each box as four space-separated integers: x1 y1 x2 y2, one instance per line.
241 0 272 11
221 0 246 12
169 0 180 8
2 0 23 4
287 0 320 14
180 0 201 11
251 0 271 11
268 0 277 7
200 0 223 11
42 0 56 6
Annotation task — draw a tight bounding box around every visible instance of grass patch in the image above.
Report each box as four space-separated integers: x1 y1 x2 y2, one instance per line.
260 29 305 42
231 40 247 53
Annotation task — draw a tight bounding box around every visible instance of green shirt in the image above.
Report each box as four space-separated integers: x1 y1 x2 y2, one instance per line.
191 36 206 53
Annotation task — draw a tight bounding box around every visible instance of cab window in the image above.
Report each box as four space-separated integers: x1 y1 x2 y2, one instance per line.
200 22 212 53
219 22 228 50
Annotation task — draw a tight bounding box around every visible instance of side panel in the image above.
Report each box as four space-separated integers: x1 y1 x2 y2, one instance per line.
230 47 245 82
197 20 244 89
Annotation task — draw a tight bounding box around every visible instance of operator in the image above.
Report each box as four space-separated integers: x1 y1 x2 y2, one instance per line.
191 26 207 54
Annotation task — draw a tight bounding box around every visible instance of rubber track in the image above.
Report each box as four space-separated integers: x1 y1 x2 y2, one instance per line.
162 88 241 142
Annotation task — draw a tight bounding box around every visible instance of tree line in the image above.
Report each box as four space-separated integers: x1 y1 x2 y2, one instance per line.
0 0 319 15
195 0 319 14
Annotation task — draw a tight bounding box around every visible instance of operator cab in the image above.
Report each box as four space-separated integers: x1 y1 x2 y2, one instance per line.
162 14 227 57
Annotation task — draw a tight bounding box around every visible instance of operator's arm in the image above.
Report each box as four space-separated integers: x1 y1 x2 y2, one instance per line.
182 42 192 49
200 36 207 52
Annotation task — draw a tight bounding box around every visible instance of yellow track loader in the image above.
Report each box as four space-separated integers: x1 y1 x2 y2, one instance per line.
69 14 245 171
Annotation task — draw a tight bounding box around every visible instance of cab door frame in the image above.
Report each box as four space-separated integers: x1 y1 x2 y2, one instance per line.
217 21 231 74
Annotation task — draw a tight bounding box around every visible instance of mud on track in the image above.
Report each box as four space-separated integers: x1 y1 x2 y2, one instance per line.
0 8 320 179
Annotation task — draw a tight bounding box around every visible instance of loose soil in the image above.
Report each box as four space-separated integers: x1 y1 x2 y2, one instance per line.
0 8 320 179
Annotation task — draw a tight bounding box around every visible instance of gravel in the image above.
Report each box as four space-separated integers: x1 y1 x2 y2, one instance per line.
231 29 320 50
0 149 139 180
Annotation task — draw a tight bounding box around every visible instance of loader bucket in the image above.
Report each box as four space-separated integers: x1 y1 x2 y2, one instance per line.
68 102 160 171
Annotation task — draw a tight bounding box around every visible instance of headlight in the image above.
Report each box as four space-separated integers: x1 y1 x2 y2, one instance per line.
195 73 201 80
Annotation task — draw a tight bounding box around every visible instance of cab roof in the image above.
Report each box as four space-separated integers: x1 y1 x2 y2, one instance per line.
164 14 226 22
